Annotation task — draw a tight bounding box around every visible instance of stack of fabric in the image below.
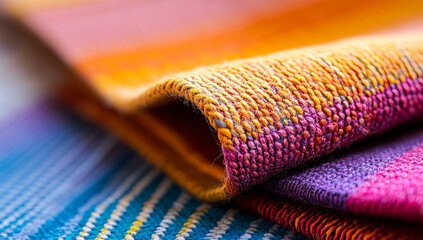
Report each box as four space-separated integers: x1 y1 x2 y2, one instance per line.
0 0 422 239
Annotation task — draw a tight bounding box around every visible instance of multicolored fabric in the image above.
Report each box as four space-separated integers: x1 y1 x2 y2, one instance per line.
265 121 423 223
1 105 421 240
64 85 423 239
0 103 305 240
2 0 423 239
5 0 423 200
0 26 301 239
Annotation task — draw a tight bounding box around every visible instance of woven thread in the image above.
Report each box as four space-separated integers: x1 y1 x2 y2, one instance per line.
115 37 423 195
0 103 300 239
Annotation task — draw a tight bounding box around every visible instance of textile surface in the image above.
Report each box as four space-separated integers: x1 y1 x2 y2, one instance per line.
1 0 423 239
0 104 305 240
265 121 423 223
0 23 302 240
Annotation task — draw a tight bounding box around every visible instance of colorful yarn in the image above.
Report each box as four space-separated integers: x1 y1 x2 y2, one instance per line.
4 0 423 202
237 193 423 240
60 37 423 205
265 121 423 222
0 27 304 239
0 103 303 240
2 0 423 239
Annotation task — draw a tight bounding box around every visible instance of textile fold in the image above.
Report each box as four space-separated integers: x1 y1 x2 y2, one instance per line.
3 0 423 238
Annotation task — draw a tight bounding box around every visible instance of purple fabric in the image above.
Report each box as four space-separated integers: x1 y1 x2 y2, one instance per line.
265 122 423 215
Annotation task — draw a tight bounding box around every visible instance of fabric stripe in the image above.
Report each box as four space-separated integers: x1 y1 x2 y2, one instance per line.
124 179 173 239
239 219 264 240
262 224 281 240
151 192 191 239
0 125 86 197
48 154 140 239
175 204 211 239
19 148 131 239
0 131 101 226
1 136 117 237
94 169 160 239
74 157 148 239
205 209 238 240
347 142 423 222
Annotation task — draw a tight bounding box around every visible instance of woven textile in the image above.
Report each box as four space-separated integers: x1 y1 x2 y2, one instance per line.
265 122 423 223
5 0 423 200
0 103 304 240
2 0 423 239
0 26 301 239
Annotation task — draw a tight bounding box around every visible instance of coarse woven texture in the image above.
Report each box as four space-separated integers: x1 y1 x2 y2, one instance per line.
236 193 423 240
0 24 302 240
64 88 423 239
4 0 423 221
0 105 422 240
264 121 423 223
1 22 422 240
57 35 423 205
2 0 423 238
0 102 303 240
4 0 423 203
58 33 423 201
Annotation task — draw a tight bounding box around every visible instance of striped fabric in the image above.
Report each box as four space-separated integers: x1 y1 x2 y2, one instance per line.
2 0 423 239
0 103 302 240
0 21 302 239
265 121 423 222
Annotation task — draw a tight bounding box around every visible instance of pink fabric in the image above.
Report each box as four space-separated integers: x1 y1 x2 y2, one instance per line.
347 142 423 222
24 0 307 59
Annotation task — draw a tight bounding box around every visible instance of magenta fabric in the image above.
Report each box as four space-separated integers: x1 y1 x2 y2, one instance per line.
265 121 423 222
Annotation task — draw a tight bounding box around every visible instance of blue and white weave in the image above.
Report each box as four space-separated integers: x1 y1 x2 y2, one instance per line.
0 102 303 240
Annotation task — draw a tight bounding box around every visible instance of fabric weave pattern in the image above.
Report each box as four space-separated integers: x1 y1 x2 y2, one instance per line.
0 103 302 240
2 0 423 239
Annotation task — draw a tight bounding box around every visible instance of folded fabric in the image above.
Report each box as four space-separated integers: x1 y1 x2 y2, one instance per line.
3 0 423 239
62 88 423 239
0 26 302 239
0 103 306 240
60 35 423 202
264 121 423 223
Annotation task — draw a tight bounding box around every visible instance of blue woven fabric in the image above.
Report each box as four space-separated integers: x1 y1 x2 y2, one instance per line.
0 102 303 239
